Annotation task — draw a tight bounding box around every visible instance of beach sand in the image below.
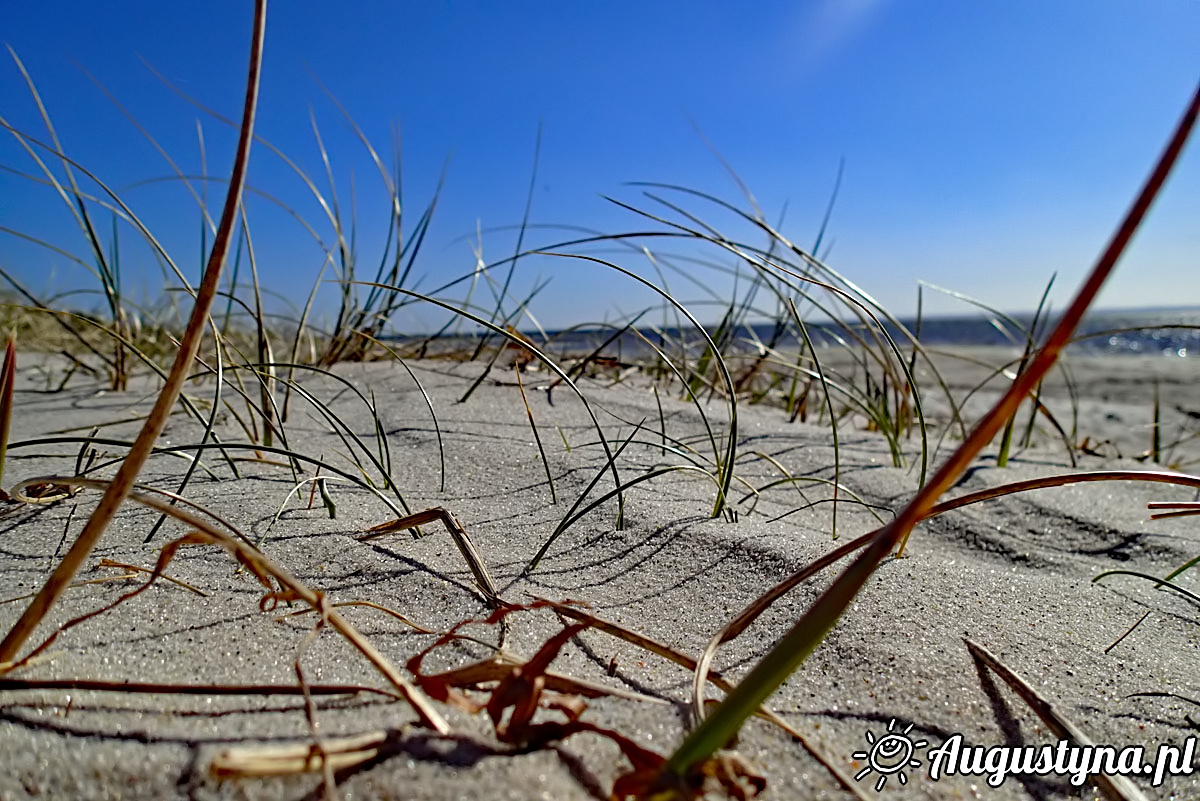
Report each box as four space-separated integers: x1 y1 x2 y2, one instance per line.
0 349 1197 800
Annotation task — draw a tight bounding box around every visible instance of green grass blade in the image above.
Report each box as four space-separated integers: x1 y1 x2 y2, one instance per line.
664 78 1200 785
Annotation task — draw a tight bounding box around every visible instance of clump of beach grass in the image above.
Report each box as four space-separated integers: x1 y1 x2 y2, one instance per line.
644 78 1200 801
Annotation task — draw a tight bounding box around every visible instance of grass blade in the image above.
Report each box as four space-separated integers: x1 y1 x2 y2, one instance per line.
0 337 13 500
515 364 556 505
965 639 1151 801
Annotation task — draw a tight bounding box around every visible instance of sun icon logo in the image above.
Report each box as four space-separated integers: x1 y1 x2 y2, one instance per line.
852 718 927 792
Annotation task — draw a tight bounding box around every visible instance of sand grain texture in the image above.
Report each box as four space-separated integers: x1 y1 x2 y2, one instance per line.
1 353 1197 800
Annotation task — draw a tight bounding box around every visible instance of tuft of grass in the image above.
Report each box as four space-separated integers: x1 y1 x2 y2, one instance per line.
5 48 134 390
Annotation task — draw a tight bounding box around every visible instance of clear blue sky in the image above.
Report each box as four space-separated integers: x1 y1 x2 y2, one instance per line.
2 1 1197 331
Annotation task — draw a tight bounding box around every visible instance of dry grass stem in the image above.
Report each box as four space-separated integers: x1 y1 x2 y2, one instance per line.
965 639 1151 801
359 507 504 609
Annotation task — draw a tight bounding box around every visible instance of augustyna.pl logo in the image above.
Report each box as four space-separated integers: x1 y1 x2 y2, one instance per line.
851 720 1196 792
852 719 928 791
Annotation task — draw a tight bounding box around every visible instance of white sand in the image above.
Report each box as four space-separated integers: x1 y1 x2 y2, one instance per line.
0 351 1197 799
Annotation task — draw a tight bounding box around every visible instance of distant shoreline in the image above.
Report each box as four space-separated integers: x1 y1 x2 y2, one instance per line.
382 306 1200 360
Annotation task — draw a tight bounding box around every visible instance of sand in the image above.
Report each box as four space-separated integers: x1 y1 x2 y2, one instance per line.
0 348 1197 800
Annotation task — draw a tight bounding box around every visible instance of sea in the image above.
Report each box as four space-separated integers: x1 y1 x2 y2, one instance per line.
527 307 1200 360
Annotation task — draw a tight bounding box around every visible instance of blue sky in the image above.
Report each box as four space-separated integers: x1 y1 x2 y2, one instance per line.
2 1 1197 331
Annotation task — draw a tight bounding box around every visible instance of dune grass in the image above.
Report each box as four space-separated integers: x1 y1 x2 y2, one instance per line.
0 6 1198 799
653 82 1200 799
